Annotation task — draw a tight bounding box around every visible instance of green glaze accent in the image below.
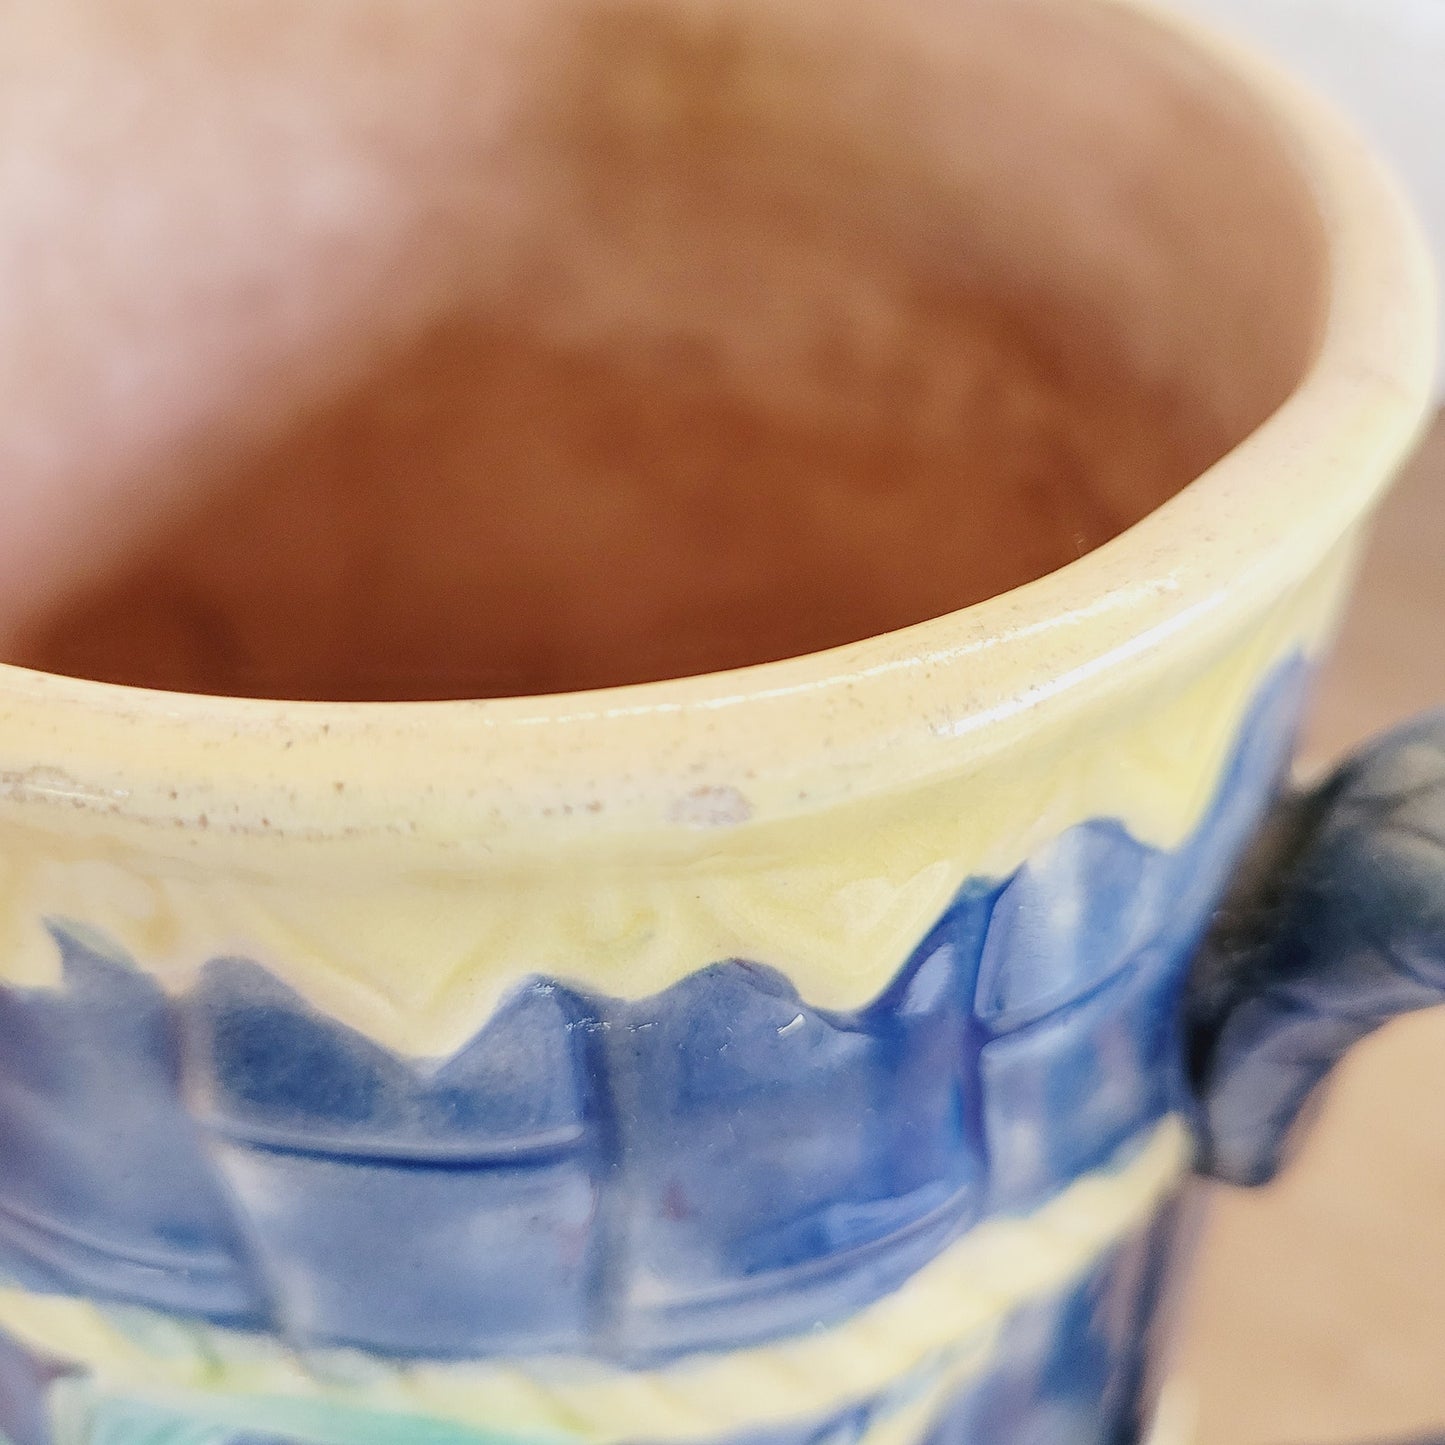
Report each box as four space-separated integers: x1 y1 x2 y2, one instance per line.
47 1376 557 1445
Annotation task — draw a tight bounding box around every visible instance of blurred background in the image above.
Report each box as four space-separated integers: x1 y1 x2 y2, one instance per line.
1168 0 1445 398
1165 2 1445 1439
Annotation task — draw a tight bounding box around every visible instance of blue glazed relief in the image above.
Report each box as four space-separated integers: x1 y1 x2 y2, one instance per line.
190 961 607 1358
921 1199 1185 1445
0 1203 1187 1445
0 660 1309 1389
0 935 259 1324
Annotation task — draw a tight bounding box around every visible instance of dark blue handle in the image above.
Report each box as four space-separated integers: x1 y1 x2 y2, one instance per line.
1189 712 1445 1187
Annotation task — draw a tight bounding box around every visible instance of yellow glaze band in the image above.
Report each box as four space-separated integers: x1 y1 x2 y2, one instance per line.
0 553 1350 1056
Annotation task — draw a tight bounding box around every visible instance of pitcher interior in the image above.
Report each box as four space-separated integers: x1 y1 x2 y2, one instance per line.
7 0 1329 701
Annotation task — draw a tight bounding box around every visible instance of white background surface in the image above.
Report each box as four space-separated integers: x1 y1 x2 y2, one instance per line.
1165 0 1445 392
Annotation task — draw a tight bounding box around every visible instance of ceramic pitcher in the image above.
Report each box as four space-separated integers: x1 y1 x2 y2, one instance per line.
0 0 1437 1441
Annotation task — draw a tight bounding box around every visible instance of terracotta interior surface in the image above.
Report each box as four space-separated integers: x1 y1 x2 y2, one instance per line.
9 0 1329 702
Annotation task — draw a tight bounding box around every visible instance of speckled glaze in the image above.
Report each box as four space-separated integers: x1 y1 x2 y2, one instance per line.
0 2 1437 1443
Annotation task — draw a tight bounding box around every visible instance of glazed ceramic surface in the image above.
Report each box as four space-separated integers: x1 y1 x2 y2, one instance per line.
0 0 1437 1443
0 658 1297 1444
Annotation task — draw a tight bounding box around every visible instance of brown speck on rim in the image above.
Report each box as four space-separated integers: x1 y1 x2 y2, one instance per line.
334 781 346 793
668 784 753 829
198 814 209 829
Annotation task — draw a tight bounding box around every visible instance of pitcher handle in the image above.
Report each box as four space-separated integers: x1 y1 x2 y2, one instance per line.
1188 710 1445 1186
1184 713 1445 1439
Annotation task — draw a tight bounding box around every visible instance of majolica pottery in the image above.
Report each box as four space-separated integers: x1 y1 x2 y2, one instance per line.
0 0 1437 1441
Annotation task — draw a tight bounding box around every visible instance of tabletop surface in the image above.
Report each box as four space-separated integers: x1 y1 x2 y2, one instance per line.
1176 415 1445 1443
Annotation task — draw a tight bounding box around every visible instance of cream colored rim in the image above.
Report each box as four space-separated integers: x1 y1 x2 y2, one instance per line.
0 0 1434 858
